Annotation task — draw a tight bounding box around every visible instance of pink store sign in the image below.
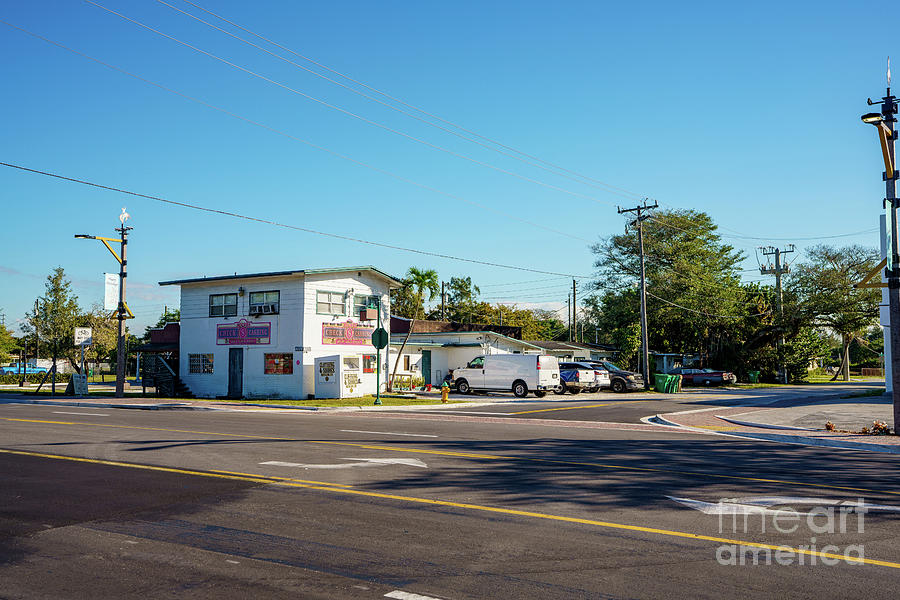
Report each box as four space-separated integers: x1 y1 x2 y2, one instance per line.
322 321 374 345
217 319 271 345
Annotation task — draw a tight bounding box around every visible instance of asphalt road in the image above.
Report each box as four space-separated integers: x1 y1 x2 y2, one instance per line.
2 396 899 599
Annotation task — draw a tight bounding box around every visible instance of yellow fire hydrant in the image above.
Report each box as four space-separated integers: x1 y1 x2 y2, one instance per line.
440 379 450 403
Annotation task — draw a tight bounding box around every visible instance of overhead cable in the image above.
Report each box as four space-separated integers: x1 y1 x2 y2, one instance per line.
0 161 589 277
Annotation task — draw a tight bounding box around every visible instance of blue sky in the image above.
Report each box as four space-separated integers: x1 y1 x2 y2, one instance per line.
0 0 894 334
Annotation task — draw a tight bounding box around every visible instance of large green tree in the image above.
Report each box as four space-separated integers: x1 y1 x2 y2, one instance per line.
787 244 880 381
21 268 82 374
591 209 745 361
0 323 17 364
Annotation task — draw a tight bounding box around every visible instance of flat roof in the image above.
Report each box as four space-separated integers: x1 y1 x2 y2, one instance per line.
160 265 402 287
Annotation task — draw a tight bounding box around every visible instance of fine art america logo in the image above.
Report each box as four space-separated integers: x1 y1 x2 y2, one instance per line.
668 495 900 566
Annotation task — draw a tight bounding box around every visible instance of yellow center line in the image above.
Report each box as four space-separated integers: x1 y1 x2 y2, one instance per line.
510 401 649 415
2 447 898 570
3 416 899 497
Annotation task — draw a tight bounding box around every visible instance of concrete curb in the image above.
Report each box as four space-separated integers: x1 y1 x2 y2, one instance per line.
0 398 208 411
714 415 818 431
654 412 900 454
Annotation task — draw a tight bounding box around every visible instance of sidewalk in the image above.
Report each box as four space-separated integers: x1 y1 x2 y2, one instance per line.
654 392 900 454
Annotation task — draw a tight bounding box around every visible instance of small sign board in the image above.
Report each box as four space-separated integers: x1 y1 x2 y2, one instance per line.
72 374 88 396
74 327 93 347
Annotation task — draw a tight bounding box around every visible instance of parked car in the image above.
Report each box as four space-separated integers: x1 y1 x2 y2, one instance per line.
0 363 48 375
555 362 610 394
589 361 644 393
669 367 737 386
452 354 560 398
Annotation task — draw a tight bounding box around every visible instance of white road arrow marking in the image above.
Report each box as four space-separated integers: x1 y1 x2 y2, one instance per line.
668 495 900 515
260 457 428 469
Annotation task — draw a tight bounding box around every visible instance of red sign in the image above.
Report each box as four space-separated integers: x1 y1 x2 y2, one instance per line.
217 319 271 345
322 321 375 345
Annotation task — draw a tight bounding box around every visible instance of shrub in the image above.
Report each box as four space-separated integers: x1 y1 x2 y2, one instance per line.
0 372 71 385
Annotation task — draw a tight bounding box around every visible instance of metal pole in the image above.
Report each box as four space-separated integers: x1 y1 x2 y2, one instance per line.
441 281 445 320
375 300 382 405
19 341 26 387
638 219 651 390
880 88 900 432
774 247 786 383
572 280 577 344
567 296 571 341
115 225 128 398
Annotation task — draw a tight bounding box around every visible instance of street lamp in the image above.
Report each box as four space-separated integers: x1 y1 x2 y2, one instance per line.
75 209 133 398
861 66 898 433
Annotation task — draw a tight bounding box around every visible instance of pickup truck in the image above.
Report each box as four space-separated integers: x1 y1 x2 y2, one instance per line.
556 362 606 394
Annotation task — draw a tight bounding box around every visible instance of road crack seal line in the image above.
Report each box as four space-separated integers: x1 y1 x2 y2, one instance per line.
3 447 900 570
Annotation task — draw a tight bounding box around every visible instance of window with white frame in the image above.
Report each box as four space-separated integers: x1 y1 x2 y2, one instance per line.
316 290 346 315
209 293 237 317
188 353 214 374
249 290 280 315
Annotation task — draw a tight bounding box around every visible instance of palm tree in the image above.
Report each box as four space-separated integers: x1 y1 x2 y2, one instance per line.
389 267 439 391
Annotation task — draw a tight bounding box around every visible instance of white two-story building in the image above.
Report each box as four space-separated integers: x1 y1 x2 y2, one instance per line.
159 266 401 400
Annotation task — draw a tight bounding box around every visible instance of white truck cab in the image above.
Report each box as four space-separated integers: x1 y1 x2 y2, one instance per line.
452 354 560 398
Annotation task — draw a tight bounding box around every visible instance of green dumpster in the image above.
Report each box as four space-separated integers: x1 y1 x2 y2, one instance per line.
653 373 668 392
667 374 682 393
748 370 760 383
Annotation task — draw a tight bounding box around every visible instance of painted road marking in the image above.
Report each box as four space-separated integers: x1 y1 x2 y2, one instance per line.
510 401 649 415
415 410 513 416
385 591 445 600
53 411 108 417
340 429 438 438
2 447 899 570
260 457 428 469
3 416 899 497
209 469 354 488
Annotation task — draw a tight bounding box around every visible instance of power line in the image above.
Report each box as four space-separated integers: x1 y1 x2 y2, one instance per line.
174 0 646 202
0 161 588 277
85 1 617 208
154 0 642 202
0 20 586 243
646 291 771 319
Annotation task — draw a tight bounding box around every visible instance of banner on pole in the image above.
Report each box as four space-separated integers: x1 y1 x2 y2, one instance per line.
104 273 119 310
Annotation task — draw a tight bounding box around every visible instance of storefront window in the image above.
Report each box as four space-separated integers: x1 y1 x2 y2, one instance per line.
264 353 293 375
189 354 214 374
363 354 376 373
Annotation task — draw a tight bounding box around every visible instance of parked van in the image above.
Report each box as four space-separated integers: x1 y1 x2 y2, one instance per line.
451 354 560 398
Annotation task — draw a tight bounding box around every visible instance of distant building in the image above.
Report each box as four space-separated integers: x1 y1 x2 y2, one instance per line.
524 340 618 363
159 266 401 399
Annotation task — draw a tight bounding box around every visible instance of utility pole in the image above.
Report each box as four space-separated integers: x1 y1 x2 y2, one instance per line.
861 64 899 431
440 281 446 320
619 199 658 390
760 244 795 383
572 280 577 344
567 295 571 341
75 209 133 398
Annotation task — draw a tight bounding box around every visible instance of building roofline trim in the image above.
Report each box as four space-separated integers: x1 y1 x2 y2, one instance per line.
159 265 402 287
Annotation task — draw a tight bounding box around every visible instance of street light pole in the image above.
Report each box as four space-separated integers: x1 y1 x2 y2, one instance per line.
75 209 133 399
862 71 899 431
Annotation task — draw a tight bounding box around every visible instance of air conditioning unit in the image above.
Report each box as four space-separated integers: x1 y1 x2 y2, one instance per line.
249 305 264 316
262 303 278 314
360 308 377 321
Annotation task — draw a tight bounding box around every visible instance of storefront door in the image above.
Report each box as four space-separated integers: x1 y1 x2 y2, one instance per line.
228 348 243 399
422 350 431 386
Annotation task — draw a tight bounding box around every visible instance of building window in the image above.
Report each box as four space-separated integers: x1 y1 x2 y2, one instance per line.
264 353 293 375
363 354 376 373
403 355 410 371
316 290 346 315
249 290 280 315
209 293 237 317
188 354 214 374
354 294 379 313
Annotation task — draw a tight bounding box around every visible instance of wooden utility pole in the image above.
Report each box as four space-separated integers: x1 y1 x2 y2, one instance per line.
760 244 794 383
618 199 658 390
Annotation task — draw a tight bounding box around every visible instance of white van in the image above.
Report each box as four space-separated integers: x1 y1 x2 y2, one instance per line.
451 354 560 398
